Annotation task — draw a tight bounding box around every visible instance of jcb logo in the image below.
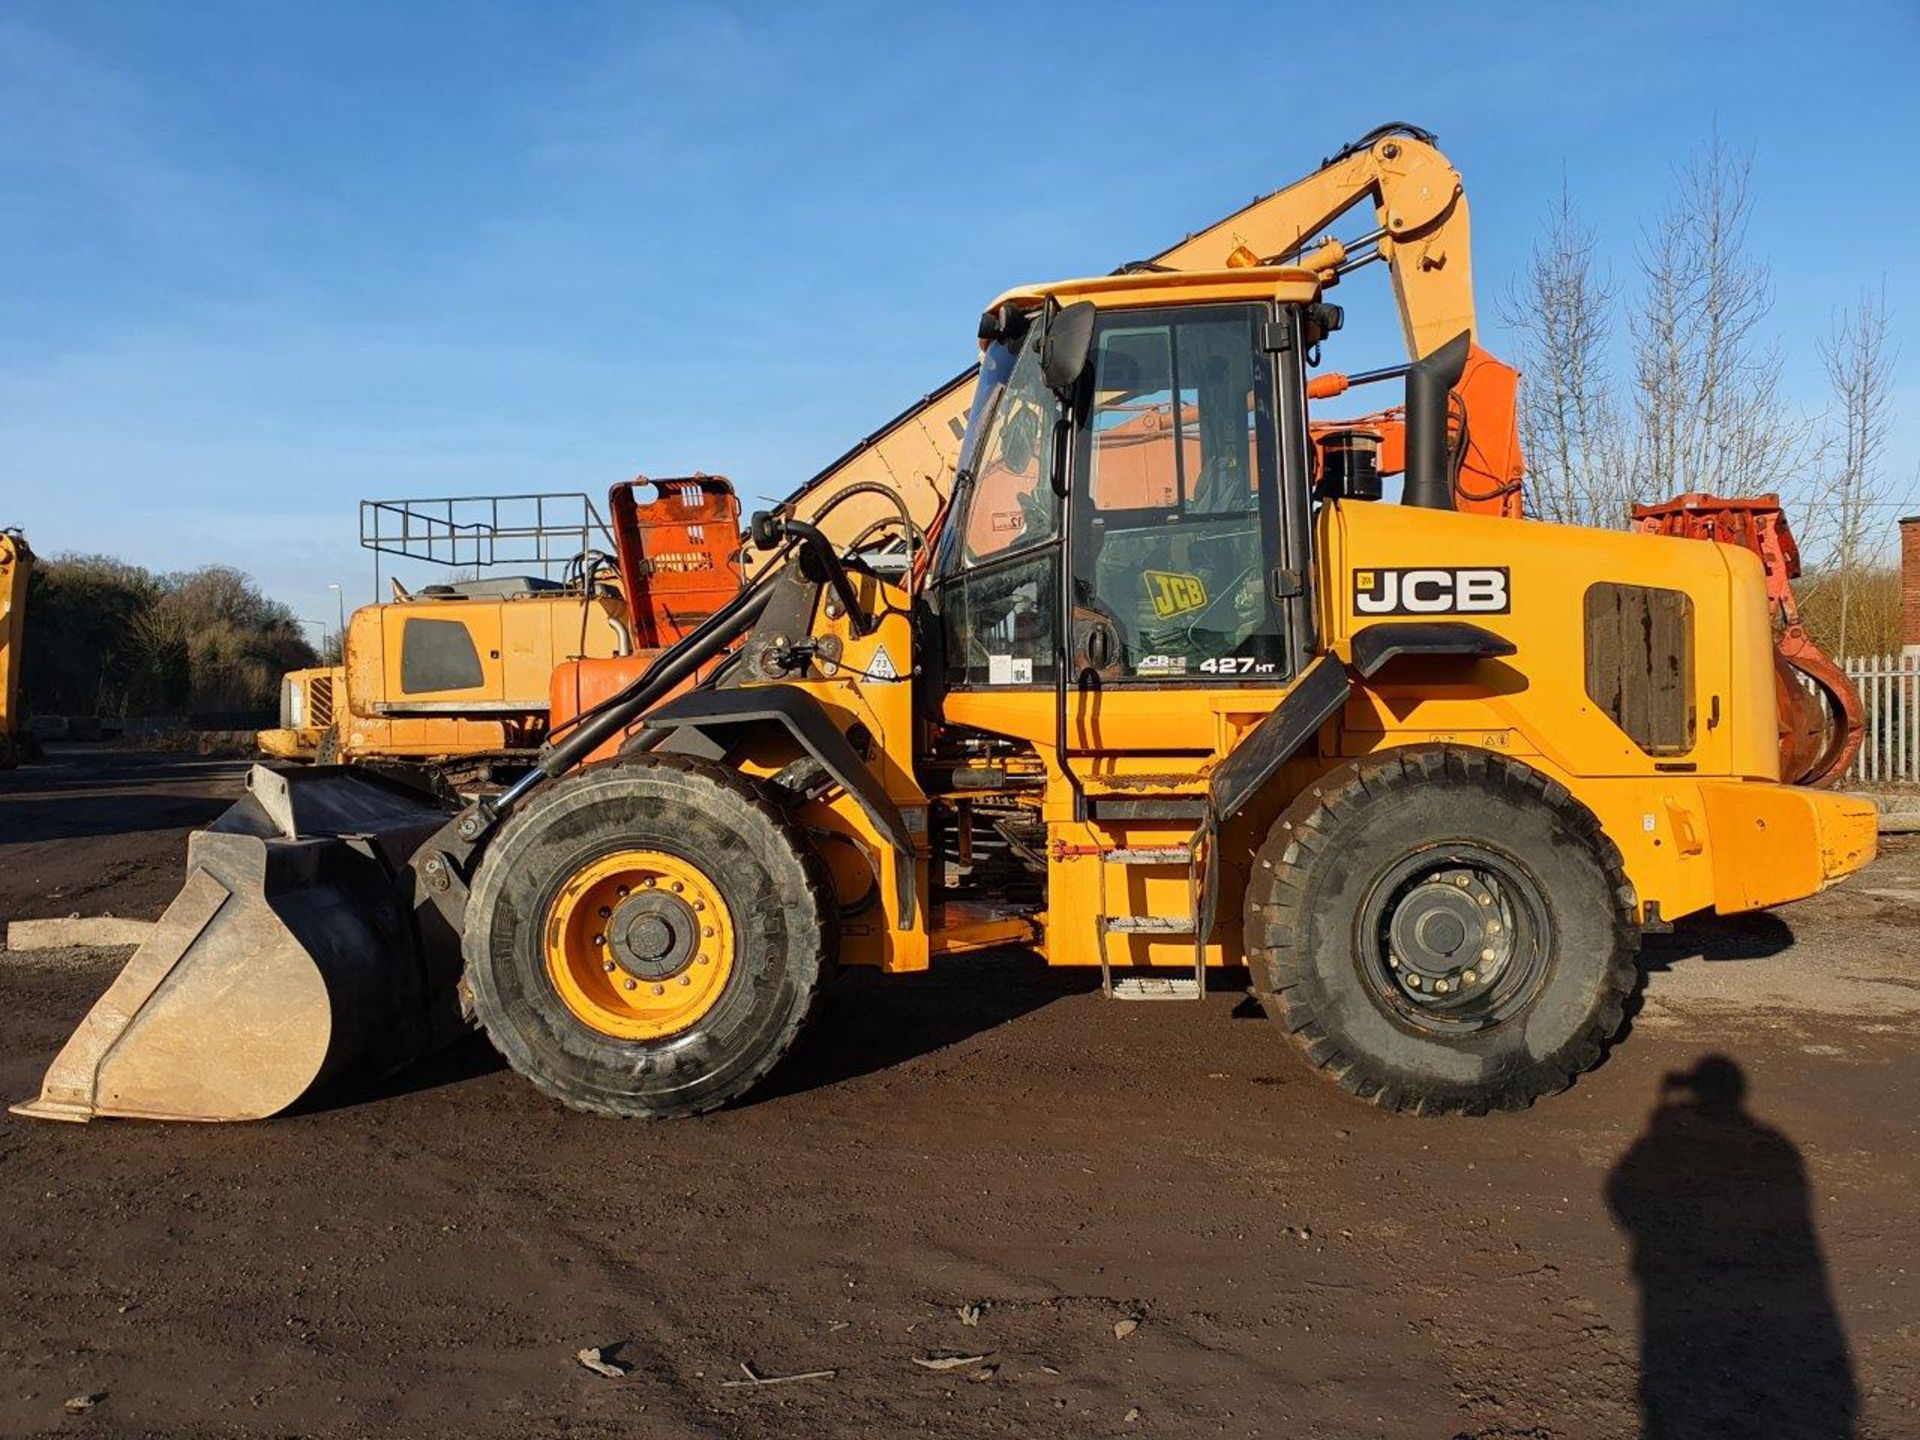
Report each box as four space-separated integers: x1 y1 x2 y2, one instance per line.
1144 570 1208 619
1353 567 1510 616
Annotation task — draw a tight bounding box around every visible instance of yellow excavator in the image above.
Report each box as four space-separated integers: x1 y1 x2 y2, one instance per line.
16 124 1875 1127
0 528 31 770
257 479 743 790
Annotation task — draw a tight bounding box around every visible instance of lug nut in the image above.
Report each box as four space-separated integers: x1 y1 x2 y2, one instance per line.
623 979 637 991
1487 921 1501 935
1434 978 1450 993
671 881 684 894
1481 947 1495 962
651 983 666 996
1463 969 1478 983
592 934 605 947
617 886 630 898
1477 894 1491 907
678 975 692 987
1453 874 1470 888
697 954 710 966
598 906 611 919
642 877 655 889
603 960 616 973
693 899 706 912
1407 974 1422 989
701 925 714 938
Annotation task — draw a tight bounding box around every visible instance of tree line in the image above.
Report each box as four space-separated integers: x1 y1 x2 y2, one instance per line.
1501 131 1904 658
23 556 317 720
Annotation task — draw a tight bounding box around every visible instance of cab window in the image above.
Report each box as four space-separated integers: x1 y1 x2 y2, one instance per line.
959 333 1060 564
941 328 1062 687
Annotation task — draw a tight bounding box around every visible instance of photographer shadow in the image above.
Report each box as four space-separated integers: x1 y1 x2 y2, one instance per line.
1606 1055 1856 1438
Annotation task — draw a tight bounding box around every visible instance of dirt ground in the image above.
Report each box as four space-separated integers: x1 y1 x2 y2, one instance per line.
2 748 1918 1439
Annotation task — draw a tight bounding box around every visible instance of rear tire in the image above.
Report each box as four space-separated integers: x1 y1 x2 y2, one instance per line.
1244 745 1638 1116
463 755 834 1117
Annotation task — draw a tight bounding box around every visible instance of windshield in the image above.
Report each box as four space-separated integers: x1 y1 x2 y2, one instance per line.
952 331 1061 565
954 339 1020 483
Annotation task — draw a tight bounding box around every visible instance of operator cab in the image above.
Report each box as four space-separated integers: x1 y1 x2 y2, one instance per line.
925 268 1341 736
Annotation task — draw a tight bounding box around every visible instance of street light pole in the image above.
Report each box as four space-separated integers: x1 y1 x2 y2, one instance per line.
328 583 346 643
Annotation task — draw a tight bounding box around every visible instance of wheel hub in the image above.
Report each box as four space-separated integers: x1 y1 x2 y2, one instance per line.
1383 867 1513 1004
542 848 736 1040
608 892 698 982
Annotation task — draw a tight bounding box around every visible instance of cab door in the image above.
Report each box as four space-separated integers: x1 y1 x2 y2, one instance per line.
1063 302 1312 760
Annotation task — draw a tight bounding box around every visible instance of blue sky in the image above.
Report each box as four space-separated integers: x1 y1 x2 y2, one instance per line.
3 0 1915 637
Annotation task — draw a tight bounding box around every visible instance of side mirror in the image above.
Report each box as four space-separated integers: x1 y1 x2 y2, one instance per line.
748 509 784 551
1040 301 1097 396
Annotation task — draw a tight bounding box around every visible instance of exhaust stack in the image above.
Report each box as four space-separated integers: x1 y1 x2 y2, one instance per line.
1402 331 1472 511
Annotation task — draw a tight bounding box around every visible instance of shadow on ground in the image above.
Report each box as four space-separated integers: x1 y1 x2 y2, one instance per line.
1608 1054 1856 1438
764 950 1097 1098
1640 912 1797 972
321 950 1098 1115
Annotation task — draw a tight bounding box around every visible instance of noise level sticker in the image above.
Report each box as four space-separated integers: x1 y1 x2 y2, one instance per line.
1144 569 1208 618
866 643 900 680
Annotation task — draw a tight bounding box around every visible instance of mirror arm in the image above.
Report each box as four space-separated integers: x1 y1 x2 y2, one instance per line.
748 512 875 636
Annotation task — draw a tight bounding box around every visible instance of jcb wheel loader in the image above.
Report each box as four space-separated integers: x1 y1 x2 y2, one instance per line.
16 256 1875 1125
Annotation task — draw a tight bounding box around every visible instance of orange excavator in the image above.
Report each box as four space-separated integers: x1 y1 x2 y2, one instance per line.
766 122 1856 786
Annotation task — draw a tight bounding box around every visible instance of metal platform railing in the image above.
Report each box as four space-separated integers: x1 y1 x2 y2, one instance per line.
359 492 617 593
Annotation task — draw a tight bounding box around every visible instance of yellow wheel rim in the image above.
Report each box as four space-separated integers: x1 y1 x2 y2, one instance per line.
542 848 736 1040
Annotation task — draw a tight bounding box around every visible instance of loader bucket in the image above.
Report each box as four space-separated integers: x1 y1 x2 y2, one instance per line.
11 765 463 1123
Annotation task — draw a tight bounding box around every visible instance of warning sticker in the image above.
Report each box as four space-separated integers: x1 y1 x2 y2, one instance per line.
1144 570 1208 618
985 654 1035 686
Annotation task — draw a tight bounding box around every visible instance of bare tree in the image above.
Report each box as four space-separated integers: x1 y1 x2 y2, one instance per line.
1628 132 1815 504
1816 282 1899 656
1502 183 1632 526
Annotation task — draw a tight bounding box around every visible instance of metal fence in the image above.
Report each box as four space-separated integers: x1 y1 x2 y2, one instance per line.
1843 654 1920 785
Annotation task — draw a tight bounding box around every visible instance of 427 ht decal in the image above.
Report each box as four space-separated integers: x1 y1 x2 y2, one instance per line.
1353 567 1510 616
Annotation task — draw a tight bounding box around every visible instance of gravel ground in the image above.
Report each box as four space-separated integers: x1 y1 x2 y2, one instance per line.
2 749 1916 1438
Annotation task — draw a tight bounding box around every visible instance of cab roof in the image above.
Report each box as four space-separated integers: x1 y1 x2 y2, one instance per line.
984 263 1325 315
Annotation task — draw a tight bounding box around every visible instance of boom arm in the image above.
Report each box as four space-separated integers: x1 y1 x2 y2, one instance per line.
765 124 1521 562
1147 122 1475 358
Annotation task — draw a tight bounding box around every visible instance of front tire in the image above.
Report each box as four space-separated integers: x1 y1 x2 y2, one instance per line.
1244 745 1638 1116
463 755 834 1117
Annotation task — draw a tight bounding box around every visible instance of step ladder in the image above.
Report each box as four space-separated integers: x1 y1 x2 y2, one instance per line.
1093 824 1217 1001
